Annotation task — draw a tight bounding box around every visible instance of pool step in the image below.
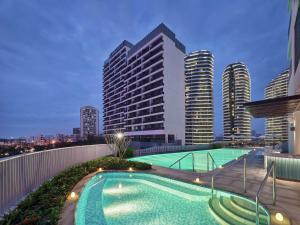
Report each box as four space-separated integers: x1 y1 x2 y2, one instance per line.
230 196 266 215
209 196 269 225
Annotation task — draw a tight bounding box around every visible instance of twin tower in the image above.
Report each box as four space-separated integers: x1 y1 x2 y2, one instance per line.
103 23 251 145
186 53 251 144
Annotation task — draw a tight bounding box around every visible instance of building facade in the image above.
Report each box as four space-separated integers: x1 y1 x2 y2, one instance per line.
185 50 214 144
80 106 99 138
288 0 300 154
222 62 251 141
103 23 186 144
103 41 133 134
265 70 289 143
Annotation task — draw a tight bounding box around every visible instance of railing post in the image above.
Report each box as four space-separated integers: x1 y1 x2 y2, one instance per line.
207 153 209 172
192 153 195 172
273 161 276 205
256 196 259 225
244 157 246 193
211 175 214 198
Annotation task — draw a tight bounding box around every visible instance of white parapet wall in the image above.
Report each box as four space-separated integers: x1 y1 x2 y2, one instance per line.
0 144 111 216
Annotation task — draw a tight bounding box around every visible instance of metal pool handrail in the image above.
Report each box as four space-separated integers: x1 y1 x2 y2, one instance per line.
169 152 217 173
207 152 217 171
169 152 195 171
211 155 247 198
255 161 276 225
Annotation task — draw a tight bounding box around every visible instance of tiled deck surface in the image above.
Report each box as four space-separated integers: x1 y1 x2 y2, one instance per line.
149 149 300 225
60 149 300 225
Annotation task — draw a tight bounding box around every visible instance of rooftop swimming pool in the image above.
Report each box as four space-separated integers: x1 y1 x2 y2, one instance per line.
130 148 250 172
76 172 269 225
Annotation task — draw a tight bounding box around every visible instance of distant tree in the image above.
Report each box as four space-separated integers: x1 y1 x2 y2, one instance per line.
34 145 46 152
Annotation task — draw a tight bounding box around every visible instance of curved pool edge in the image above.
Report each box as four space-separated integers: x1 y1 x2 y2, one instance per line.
74 170 271 225
58 171 98 225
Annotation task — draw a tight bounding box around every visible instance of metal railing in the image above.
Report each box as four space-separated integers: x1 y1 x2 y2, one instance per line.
207 152 217 172
169 152 218 173
211 156 247 198
255 161 276 225
169 152 195 171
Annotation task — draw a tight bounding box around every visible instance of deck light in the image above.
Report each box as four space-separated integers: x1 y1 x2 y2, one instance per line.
98 168 103 172
275 212 283 222
70 191 76 199
219 166 223 169
128 167 133 171
195 178 200 183
118 183 122 189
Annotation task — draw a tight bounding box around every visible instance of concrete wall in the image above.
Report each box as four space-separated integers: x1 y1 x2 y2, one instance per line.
0 144 111 216
265 155 300 180
163 33 186 145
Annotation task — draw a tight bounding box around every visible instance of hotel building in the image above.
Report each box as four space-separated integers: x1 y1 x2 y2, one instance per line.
265 70 289 143
222 62 251 141
287 0 300 154
103 41 133 134
80 106 99 138
185 50 214 144
103 23 186 144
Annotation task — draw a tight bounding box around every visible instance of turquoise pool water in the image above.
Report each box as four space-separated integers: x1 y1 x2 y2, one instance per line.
76 172 269 225
130 148 250 172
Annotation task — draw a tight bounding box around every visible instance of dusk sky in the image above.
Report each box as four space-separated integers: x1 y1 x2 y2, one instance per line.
0 0 289 138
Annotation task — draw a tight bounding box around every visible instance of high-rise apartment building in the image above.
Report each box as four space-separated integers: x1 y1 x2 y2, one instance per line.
103 23 186 144
103 41 133 134
73 128 80 136
80 106 99 138
222 62 251 141
265 70 289 143
185 50 214 144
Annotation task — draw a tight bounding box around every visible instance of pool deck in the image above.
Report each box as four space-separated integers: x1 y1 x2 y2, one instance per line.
59 149 300 225
149 149 300 225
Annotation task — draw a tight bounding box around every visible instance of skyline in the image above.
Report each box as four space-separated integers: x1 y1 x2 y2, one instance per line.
0 0 289 138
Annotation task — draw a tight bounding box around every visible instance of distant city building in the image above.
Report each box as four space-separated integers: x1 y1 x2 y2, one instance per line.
103 23 186 144
80 106 99 138
72 128 80 142
55 134 64 142
265 70 289 143
35 135 47 145
222 62 251 141
73 128 80 136
185 50 214 144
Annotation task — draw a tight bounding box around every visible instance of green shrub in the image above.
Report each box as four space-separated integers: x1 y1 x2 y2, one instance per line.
211 143 222 149
0 157 151 225
123 147 134 158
